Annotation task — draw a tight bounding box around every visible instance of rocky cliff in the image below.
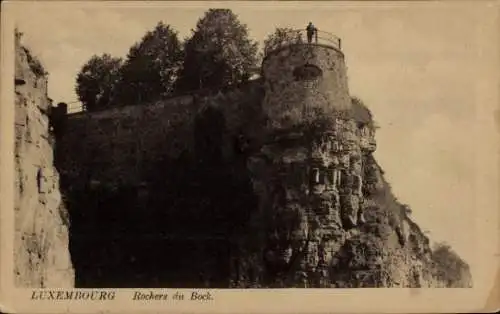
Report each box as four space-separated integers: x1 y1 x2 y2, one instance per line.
230 97 472 288
14 33 74 287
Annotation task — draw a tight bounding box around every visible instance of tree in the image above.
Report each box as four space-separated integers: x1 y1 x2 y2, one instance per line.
431 242 472 287
262 27 303 56
113 22 183 106
174 9 259 92
75 54 123 112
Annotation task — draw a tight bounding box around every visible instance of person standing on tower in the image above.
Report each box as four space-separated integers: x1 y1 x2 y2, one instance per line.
306 22 318 43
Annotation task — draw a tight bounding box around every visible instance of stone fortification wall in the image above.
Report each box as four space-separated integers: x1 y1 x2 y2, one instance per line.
56 82 265 188
55 81 265 287
14 35 74 287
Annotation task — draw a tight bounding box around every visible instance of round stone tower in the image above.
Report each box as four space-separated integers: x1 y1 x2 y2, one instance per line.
233 30 369 288
261 30 352 130
233 30 372 288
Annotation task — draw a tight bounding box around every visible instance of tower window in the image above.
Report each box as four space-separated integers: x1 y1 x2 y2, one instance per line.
293 64 323 81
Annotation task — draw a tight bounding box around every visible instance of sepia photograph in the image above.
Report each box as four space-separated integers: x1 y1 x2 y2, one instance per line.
1 0 499 313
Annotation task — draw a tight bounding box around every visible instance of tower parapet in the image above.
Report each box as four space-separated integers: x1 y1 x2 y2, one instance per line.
264 29 342 53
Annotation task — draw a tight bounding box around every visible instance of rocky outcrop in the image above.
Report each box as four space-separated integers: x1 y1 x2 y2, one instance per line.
14 33 74 287
232 105 471 288
228 42 471 288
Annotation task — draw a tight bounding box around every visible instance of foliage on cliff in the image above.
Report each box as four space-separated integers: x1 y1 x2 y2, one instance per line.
430 242 472 287
350 96 374 127
15 28 47 78
23 48 47 78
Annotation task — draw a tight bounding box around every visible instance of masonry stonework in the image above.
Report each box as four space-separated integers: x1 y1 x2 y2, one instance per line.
261 44 351 130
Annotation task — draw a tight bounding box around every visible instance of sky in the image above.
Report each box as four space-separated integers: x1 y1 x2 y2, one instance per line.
7 1 499 284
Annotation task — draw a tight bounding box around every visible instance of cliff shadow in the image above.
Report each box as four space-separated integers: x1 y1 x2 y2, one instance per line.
56 105 259 288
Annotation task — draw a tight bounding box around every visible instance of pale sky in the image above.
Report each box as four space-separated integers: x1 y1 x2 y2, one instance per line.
8 1 499 284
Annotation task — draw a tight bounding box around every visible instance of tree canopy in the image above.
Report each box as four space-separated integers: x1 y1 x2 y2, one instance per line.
111 22 184 106
174 9 259 92
75 54 123 112
262 27 303 56
74 10 261 110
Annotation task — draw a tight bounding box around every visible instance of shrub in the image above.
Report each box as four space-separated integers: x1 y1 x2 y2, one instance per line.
431 242 472 287
22 46 47 78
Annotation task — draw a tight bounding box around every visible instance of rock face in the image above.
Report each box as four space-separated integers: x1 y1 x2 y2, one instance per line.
14 34 74 287
52 34 471 288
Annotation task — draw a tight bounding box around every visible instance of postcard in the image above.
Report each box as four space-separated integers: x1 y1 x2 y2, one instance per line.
1 1 499 313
